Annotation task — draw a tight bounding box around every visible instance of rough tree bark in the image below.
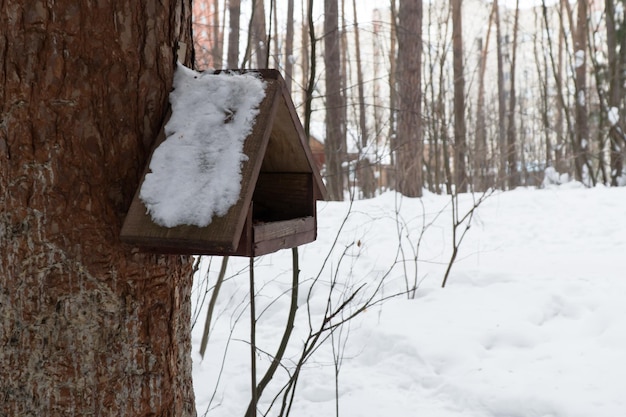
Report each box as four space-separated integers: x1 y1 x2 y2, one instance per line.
0 2 196 416
395 0 423 197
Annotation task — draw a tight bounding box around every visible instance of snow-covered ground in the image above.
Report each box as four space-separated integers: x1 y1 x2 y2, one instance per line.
191 184 626 417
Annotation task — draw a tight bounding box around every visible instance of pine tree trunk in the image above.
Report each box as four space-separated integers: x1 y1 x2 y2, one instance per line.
0 2 196 416
395 0 423 197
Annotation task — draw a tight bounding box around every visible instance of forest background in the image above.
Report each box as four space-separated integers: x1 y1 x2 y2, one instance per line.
192 0 626 200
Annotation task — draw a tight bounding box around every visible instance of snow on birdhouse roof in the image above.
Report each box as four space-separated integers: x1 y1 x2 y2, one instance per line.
140 64 266 228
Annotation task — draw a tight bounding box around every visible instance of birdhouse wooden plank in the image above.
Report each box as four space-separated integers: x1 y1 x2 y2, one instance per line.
120 68 326 257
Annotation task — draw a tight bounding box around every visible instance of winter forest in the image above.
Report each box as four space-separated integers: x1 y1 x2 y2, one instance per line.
192 0 626 199
187 1 626 417
2 0 625 416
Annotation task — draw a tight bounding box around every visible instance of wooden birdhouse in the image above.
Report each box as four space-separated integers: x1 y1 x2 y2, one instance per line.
120 68 327 257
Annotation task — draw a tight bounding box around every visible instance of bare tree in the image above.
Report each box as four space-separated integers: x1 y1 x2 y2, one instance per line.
533 6 553 170
301 0 311 113
389 0 398 172
228 0 242 68
555 1 567 173
451 0 468 193
372 9 386 192
213 0 224 68
253 0 268 67
543 0 575 178
352 0 368 150
506 0 521 188
351 0 376 198
395 0 424 197
324 0 346 200
0 1 195 415
423 2 452 194
495 0 507 188
284 0 295 92
242 0 267 68
606 0 626 185
193 0 224 69
474 4 495 191
573 0 593 183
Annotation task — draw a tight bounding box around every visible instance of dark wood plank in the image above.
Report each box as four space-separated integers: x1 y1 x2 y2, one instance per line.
254 216 315 241
253 217 316 256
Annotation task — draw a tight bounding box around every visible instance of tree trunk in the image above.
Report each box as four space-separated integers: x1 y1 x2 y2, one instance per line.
213 0 224 68
556 0 568 174
396 0 424 197
533 7 552 170
301 0 310 117
474 4 494 191
573 0 594 184
352 0 368 150
351 0 375 198
606 0 625 185
284 0 295 93
452 0 467 193
192 0 223 70
253 0 267 67
271 0 280 67
340 0 350 197
0 2 196 416
495 0 507 189
372 10 384 191
324 0 345 200
389 0 398 174
227 0 241 68
506 0 520 188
